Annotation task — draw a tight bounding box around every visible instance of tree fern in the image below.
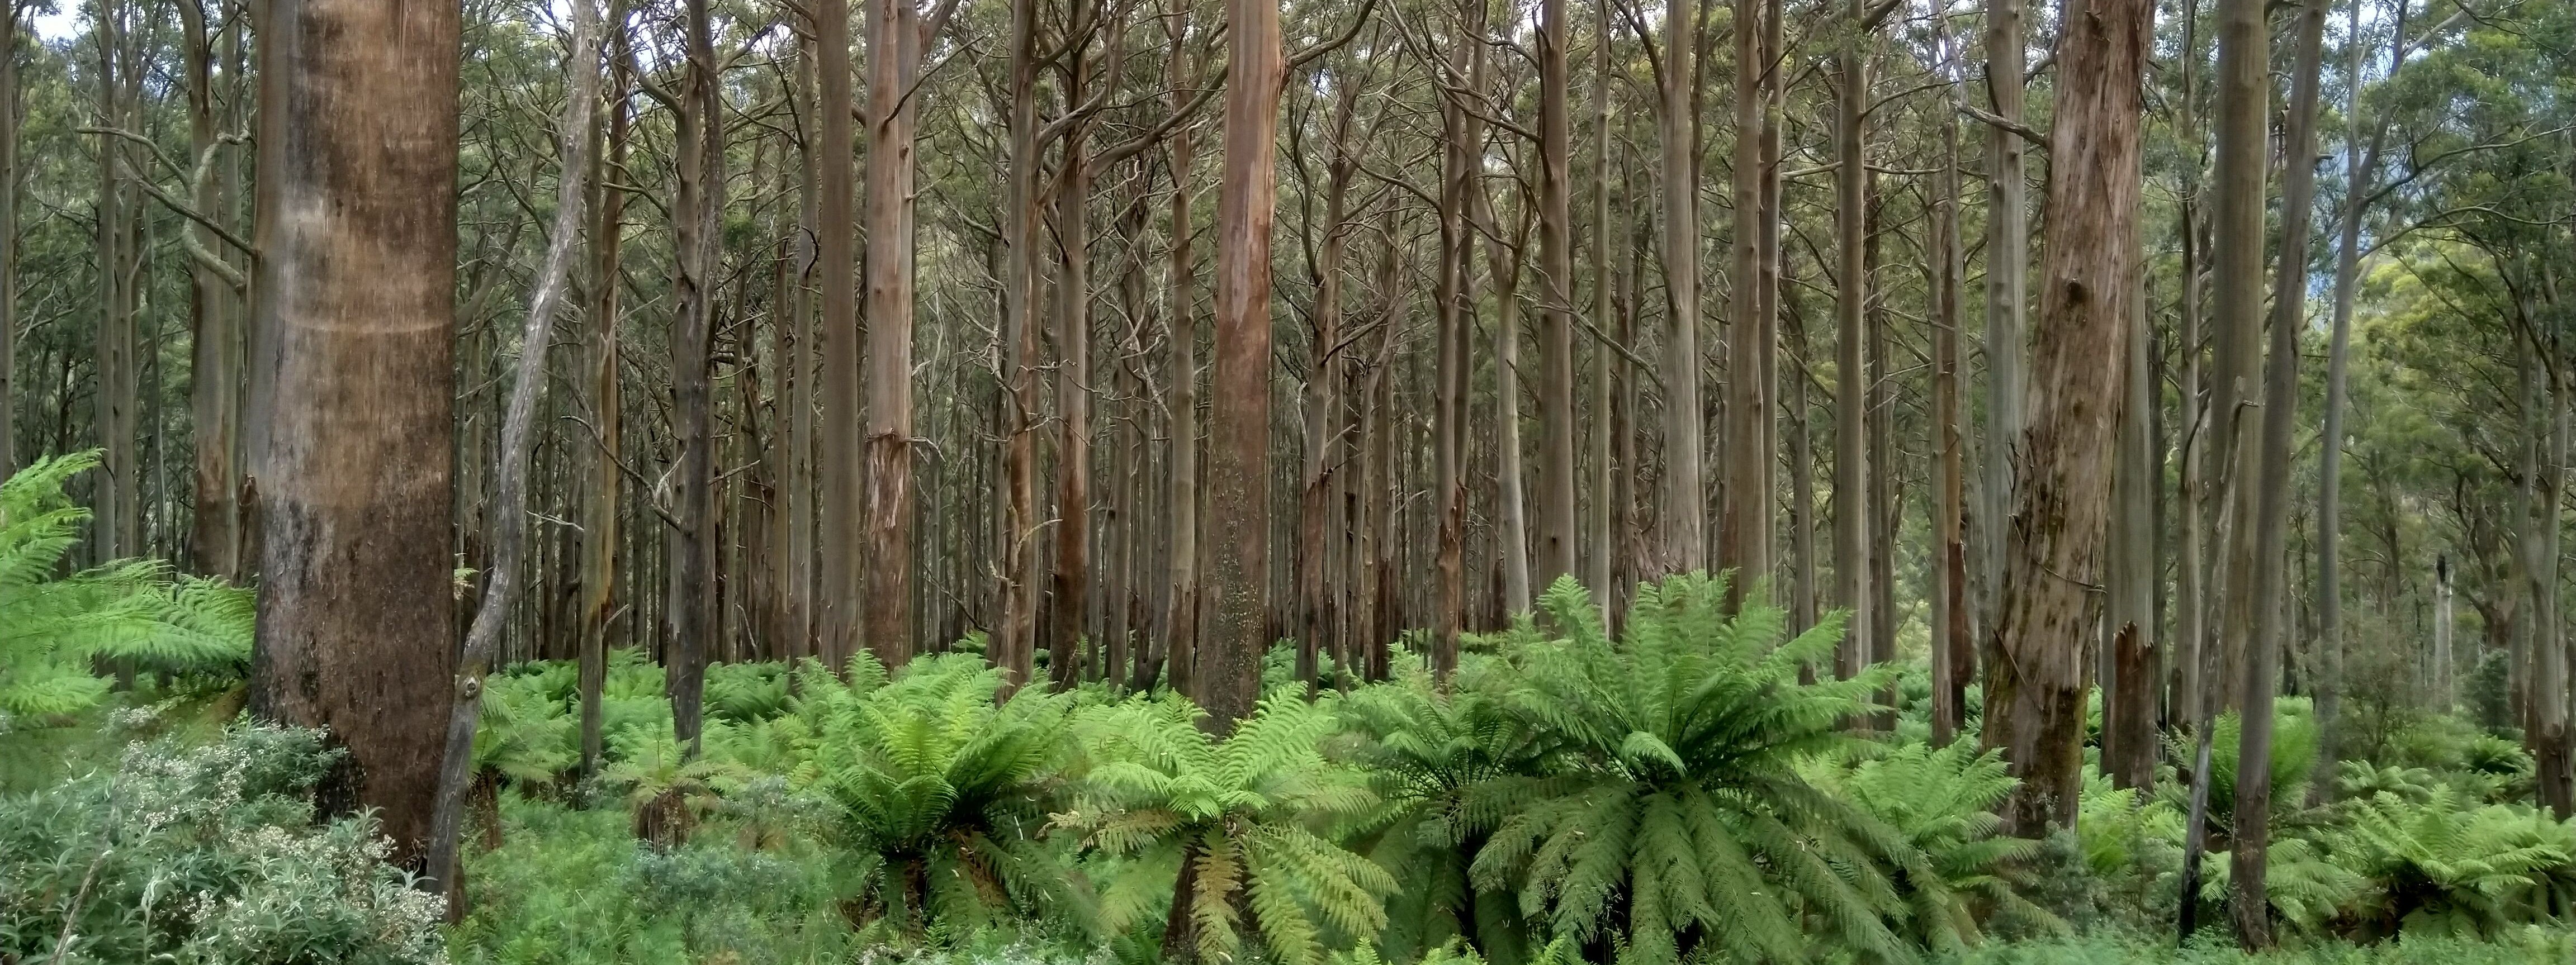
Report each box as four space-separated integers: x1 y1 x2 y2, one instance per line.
1820 740 2060 949
1463 573 1939 965
793 652 1076 932
2329 786 2576 938
1 451 253 722
1058 689 1395 965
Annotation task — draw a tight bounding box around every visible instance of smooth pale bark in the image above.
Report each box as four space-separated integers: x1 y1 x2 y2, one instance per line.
1979 0 2026 644
1720 0 1769 600
2229 0 2323 943
1832 0 1869 679
817 0 861 674
1200 0 1285 729
1787 282 1819 639
178 0 240 579
1658 0 1703 574
93 0 138 563
1366 207 1400 680
664 0 723 753
247 0 462 863
1986 0 2148 836
579 66 630 781
425 0 600 896
2316 0 2398 796
1533 0 1578 590
1153 14 1201 696
863 0 934 671
1930 66 1968 745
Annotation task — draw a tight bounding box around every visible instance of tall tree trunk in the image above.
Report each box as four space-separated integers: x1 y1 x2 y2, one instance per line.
864 0 932 671
247 0 463 865
2171 0 2206 744
817 0 863 674
2229 0 2323 942
2107 266 2157 791
579 59 630 782
1053 92 1096 690
665 0 724 752
1477 187 1532 615
1831 0 1869 679
1201 0 1286 729
0 2 12 481
179 0 241 580
1533 0 1578 591
782 34 817 665
2316 0 2400 798
1585 0 1614 602
1154 15 1201 696
2533 377 2570 816
93 0 137 563
1720 0 1769 600
426 0 602 897
1431 0 1480 677
1985 0 2148 837
1930 60 1968 745
1979 0 2027 645
998 0 1044 689
1658 0 1703 574
1299 85 1356 688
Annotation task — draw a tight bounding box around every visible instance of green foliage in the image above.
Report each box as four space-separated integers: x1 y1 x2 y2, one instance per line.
1059 689 1394 965
1823 741 2059 944
2158 706 2322 839
795 653 1078 931
2327 787 2576 939
1463 573 1939 964
0 451 253 722
1946 928 2576 964
0 724 446 963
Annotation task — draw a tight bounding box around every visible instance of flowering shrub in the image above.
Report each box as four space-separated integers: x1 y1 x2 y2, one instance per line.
0 722 446 964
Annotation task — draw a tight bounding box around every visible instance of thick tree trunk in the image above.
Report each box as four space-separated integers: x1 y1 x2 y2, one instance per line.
998 0 1044 690
863 0 930 671
2229 0 2322 943
782 37 817 665
1985 0 2148 837
1585 0 1614 602
1533 0 1578 591
1658 0 1702 574
1154 24 1201 695
247 0 463 865
579 64 629 782
179 0 240 580
1201 0 1286 729
817 0 863 674
1053 106 1095 690
665 0 724 753
1978 0 2027 647
1720 0 1769 601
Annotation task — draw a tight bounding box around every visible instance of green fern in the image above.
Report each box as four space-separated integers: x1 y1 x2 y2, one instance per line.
792 652 1075 932
1464 573 1934 965
1821 740 2061 949
1 451 253 722
2329 786 2576 938
1059 688 1395 965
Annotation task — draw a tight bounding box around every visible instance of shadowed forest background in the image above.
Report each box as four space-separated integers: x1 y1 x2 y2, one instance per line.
7 0 2576 960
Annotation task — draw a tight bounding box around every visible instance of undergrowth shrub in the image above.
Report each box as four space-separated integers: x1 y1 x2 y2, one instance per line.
0 723 445 964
